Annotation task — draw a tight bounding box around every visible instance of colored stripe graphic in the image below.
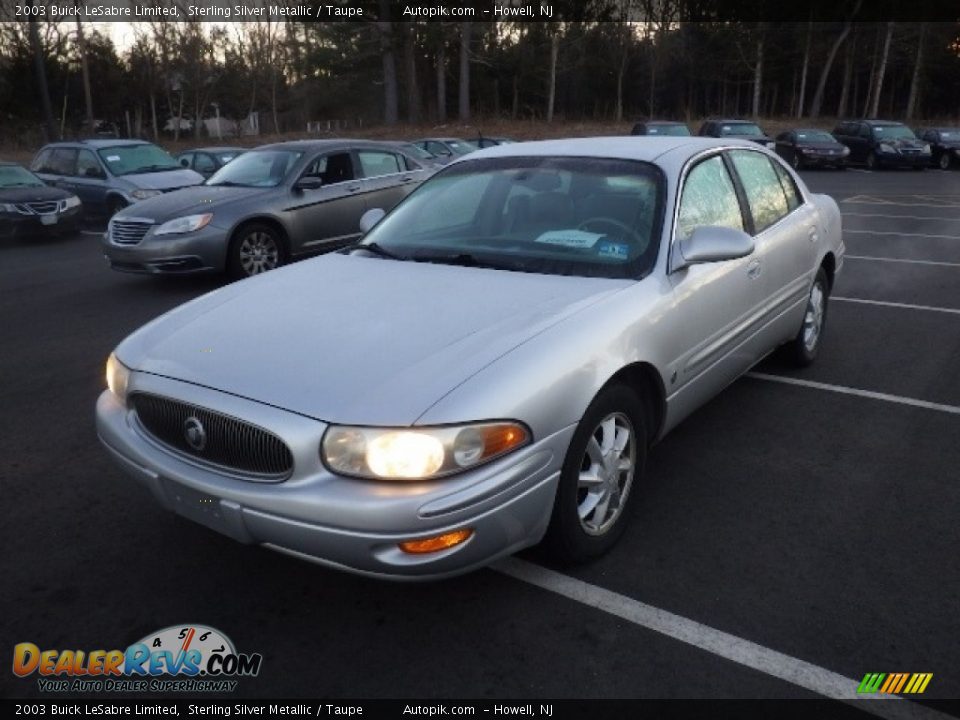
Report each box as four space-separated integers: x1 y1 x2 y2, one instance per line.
859 673 933 694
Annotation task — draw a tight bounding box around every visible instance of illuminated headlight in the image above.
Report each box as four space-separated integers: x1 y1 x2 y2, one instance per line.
800 147 814 154
154 213 213 236
63 195 81 210
130 189 162 201
879 143 897 153
920 144 931 155
321 422 530 480
105 352 130 403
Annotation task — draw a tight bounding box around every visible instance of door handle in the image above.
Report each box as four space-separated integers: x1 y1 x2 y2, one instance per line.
747 259 762 279
401 176 416 183
347 183 361 193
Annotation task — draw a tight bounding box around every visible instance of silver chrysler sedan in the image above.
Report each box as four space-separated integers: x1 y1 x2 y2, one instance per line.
96 137 843 580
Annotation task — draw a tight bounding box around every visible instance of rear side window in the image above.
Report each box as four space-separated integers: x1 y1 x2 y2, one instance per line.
357 151 402 178
194 153 217 173
728 150 790 233
31 149 52 173
676 155 744 241
46 147 78 176
77 150 103 178
770 160 802 211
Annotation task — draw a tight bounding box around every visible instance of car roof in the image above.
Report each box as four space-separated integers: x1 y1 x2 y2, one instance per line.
642 121 687 125
707 119 757 124
794 128 833 134
41 139 153 149
181 146 246 153
457 136 759 165
0 161 21 167
252 139 387 152
862 119 906 126
414 137 470 142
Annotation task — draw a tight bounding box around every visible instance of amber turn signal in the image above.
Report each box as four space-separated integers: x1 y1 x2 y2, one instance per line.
398 529 474 554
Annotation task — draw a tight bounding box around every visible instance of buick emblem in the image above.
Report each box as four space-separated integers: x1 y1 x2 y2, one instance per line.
183 416 207 452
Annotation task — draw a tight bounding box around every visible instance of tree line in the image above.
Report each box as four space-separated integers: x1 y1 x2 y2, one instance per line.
1 1 959 147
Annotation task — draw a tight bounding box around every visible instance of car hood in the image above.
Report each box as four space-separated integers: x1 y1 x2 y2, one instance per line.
115 185 271 222
121 168 205 191
118 253 630 425
879 137 926 150
800 142 846 152
0 185 72 202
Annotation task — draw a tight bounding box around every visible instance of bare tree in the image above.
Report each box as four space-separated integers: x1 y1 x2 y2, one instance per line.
546 28 560 123
868 22 894 118
796 20 811 118
751 24 766 118
809 0 862 119
27 11 56 141
458 22 471 121
73 3 94 129
377 0 398 125
905 22 926 119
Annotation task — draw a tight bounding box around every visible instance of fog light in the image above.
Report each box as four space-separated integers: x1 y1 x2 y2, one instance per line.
398 529 474 555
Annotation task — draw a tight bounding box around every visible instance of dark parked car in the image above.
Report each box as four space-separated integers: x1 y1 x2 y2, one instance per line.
832 120 929 170
175 146 246 179
410 138 479 164
475 136 516 148
630 121 691 137
102 140 431 278
916 127 960 170
698 119 775 149
31 139 204 217
0 162 82 239
774 129 850 170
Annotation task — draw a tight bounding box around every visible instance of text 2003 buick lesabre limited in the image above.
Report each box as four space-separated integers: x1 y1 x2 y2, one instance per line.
96 137 843 580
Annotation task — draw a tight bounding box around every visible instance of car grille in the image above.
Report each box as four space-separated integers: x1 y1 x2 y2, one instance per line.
25 200 62 215
111 220 152 245
131 393 293 480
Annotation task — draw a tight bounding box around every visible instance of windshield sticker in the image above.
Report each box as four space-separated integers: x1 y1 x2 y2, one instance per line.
597 241 629 260
648 128 659 134
535 230 603 249
105 156 121 162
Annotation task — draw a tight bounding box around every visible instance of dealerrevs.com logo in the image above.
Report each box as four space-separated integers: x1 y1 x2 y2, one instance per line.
12 624 263 693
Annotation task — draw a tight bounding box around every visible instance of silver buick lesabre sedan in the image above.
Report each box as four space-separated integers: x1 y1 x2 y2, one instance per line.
96 137 843 580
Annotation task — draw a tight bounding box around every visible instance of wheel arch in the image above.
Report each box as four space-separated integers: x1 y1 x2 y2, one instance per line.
598 361 667 446
228 216 292 258
820 252 837 292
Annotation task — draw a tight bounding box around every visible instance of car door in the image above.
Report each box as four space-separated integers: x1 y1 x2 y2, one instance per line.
71 148 110 211
727 149 816 347
667 152 766 408
42 147 78 194
285 150 366 255
355 148 420 212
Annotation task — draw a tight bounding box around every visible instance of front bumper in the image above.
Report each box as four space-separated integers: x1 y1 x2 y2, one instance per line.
95 373 569 580
0 206 81 239
799 153 847 167
102 224 229 274
877 152 929 168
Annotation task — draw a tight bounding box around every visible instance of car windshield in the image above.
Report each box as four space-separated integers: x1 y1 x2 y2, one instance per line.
96 144 180 176
0 164 45 188
647 124 691 136
937 129 959 140
447 140 479 155
872 125 916 140
215 151 243 163
358 156 664 280
720 123 764 137
206 150 303 187
795 130 836 143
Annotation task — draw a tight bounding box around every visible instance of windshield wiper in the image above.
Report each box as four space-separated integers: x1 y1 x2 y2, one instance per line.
207 180 250 187
344 241 408 261
410 251 512 270
130 164 179 174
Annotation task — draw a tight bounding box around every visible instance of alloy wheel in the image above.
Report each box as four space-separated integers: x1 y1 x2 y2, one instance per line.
576 412 636 536
238 231 280 276
803 280 826 353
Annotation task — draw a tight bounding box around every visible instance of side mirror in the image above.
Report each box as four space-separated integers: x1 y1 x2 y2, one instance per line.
295 176 323 192
359 208 386 234
672 226 754 273
179 158 190 168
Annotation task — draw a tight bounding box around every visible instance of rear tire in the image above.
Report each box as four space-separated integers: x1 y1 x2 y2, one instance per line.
227 223 287 279
788 268 830 368
543 384 647 564
938 153 951 170
866 152 878 170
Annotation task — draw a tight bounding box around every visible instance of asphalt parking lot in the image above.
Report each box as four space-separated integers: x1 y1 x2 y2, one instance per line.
2 167 959 711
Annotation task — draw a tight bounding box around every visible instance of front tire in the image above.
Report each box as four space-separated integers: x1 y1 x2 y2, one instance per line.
227 223 286 279
791 152 802 170
543 384 647 563
938 153 951 170
107 197 127 217
788 268 830 367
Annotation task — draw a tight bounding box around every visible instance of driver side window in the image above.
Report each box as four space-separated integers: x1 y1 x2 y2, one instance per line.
676 155 744 242
302 152 354 185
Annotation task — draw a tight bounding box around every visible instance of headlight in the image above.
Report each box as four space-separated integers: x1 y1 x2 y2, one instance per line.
130 189 162 201
800 147 814 154
841 146 851 156
920 144 931 155
154 213 213 236
0 203 19 213
879 143 897 153
321 422 530 480
105 353 130 403
63 195 81 209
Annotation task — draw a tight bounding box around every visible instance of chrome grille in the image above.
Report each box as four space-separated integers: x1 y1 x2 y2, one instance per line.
25 200 61 215
111 220 152 245
131 393 293 480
